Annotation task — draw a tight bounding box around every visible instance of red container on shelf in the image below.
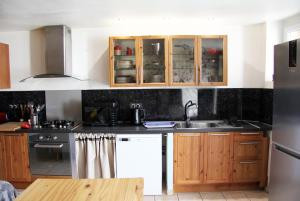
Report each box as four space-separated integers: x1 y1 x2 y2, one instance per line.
126 47 133 56
114 45 122 55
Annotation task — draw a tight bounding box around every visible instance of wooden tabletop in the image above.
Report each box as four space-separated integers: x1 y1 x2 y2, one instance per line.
15 178 144 201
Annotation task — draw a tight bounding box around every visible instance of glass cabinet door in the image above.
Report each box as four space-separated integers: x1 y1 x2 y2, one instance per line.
110 37 138 86
170 36 197 85
140 37 168 85
199 36 227 85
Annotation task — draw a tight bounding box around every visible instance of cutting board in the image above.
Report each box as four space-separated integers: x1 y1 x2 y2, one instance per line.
0 122 21 131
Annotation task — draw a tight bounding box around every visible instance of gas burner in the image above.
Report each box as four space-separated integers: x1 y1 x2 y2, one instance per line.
40 120 76 129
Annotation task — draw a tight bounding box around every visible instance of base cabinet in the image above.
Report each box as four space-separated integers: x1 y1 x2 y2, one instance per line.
204 133 233 184
174 132 269 192
0 133 31 183
174 134 204 185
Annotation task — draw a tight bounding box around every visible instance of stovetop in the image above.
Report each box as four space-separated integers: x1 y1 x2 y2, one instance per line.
33 120 79 130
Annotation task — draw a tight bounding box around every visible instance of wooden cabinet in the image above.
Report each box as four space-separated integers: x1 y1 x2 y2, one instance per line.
109 37 139 87
0 43 11 89
109 35 227 87
169 36 197 86
173 132 269 192
140 36 168 86
232 132 269 186
109 36 168 87
204 132 233 183
0 133 31 182
198 36 227 86
174 134 204 185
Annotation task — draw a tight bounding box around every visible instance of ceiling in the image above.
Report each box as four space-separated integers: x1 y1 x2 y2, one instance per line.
0 0 300 31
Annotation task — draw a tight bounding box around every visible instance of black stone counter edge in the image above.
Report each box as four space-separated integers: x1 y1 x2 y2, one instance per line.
7 122 272 134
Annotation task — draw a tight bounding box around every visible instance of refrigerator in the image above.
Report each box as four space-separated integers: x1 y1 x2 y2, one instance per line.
269 39 300 201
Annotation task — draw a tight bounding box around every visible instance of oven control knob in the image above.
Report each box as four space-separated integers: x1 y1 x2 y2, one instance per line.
53 136 58 140
38 136 44 140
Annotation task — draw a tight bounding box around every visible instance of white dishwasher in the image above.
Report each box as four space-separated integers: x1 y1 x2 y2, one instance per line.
116 134 162 195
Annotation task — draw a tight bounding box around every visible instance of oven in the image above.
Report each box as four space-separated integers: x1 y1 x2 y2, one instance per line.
28 133 72 176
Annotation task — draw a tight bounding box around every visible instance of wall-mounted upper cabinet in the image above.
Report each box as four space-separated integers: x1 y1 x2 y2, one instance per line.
109 35 227 87
109 37 139 87
0 43 11 89
139 36 168 86
199 36 227 86
169 36 197 86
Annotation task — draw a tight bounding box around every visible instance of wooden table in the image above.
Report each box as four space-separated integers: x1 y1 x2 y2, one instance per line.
15 178 144 201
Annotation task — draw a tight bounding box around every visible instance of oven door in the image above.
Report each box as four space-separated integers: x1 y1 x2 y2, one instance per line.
29 134 71 176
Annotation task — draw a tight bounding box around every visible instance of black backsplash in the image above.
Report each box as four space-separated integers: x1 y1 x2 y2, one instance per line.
0 89 272 124
82 89 185 122
0 91 46 121
82 88 273 124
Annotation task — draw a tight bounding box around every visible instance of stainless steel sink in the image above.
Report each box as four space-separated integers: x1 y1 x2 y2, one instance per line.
175 120 242 129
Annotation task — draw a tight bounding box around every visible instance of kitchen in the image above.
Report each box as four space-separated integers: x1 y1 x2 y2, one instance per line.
0 0 300 201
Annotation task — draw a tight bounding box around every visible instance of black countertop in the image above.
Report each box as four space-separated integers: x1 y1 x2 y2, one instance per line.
73 121 272 134
12 121 272 134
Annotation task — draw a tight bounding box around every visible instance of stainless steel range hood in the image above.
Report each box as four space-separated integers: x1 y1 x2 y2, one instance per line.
33 25 72 78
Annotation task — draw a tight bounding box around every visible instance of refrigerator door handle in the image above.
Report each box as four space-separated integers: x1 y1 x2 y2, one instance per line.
274 144 300 160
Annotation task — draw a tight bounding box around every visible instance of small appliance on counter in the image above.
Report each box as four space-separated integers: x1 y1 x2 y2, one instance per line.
131 104 145 125
83 101 119 127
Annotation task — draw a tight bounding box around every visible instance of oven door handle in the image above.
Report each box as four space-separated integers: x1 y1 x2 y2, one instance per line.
33 143 64 149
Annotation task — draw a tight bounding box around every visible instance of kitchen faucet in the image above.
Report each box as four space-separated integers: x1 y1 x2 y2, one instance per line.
184 100 198 126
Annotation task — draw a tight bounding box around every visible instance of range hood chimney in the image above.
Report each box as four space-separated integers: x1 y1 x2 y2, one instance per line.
33 25 72 78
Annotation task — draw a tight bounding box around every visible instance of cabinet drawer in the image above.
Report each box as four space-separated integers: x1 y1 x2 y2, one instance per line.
234 140 262 160
234 132 263 141
233 160 261 183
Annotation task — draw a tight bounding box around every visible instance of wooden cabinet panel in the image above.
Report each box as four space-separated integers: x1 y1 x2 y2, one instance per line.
233 161 261 183
109 36 140 87
139 36 169 86
198 35 227 86
234 132 263 140
204 133 233 183
233 141 262 161
0 133 31 182
169 36 198 86
0 135 7 179
174 134 204 185
0 43 11 89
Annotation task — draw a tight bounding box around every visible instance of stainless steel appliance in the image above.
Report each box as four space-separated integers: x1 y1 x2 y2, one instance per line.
27 25 72 79
269 39 300 201
28 120 77 176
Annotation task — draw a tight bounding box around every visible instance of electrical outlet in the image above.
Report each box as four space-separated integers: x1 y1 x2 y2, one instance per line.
130 103 143 109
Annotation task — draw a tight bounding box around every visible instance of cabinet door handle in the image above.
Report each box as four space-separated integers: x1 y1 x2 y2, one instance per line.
209 133 229 136
239 161 257 164
119 138 130 142
240 132 260 135
240 141 260 145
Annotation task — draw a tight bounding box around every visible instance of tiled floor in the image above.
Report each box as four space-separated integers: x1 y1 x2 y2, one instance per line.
145 191 268 201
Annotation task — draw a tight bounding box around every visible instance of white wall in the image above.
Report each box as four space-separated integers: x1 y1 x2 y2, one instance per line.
241 23 266 88
264 21 283 88
282 13 300 41
0 23 268 91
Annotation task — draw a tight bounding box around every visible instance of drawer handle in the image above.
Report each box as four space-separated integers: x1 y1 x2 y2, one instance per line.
209 133 229 136
240 132 260 135
240 141 260 145
239 161 257 164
